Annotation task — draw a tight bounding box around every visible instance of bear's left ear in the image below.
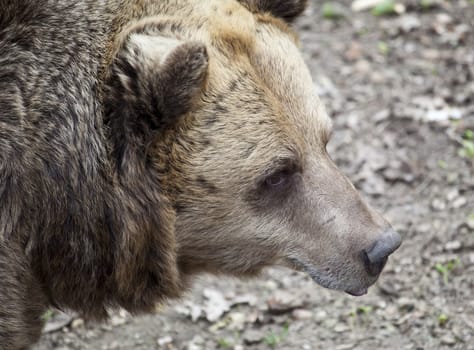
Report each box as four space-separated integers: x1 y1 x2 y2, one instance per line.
105 22 209 133
237 0 308 22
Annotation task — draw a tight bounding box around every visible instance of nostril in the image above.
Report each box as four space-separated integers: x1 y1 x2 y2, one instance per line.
363 229 402 276
363 250 388 276
366 229 402 264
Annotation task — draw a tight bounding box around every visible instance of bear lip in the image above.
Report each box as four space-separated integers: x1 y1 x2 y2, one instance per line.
345 288 368 297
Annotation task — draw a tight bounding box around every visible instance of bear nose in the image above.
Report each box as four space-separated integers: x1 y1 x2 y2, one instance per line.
363 229 402 276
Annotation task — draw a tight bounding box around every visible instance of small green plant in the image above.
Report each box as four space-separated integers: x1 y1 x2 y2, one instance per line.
459 140 474 158
41 309 54 321
321 2 345 20
438 313 449 327
458 129 474 159
357 305 373 314
264 324 289 348
372 0 396 16
458 141 474 159
464 129 474 140
420 0 437 10
437 160 447 169
435 259 460 284
377 41 390 55
217 338 233 348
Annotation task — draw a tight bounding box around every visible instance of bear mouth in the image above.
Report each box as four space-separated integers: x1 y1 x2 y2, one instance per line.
286 257 371 297
344 287 368 296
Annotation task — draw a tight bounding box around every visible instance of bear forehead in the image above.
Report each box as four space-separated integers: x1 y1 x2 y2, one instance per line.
197 3 332 148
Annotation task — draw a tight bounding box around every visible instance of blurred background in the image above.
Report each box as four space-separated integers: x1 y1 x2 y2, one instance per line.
36 0 474 349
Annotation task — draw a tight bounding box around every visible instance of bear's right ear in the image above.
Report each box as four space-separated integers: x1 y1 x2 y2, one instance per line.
105 22 209 132
238 0 308 22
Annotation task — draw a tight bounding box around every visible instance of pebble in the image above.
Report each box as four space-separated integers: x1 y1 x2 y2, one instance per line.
440 334 457 346
292 309 313 320
468 253 474 265
334 323 348 333
186 335 205 350
242 329 263 344
431 199 446 211
109 315 127 327
467 216 474 230
446 189 459 201
314 310 328 322
395 15 421 33
445 241 462 251
267 291 305 314
157 336 173 347
71 318 84 329
452 197 467 209
397 298 416 312
354 59 371 74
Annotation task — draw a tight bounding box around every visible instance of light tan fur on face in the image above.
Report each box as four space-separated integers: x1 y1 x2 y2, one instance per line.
132 0 393 294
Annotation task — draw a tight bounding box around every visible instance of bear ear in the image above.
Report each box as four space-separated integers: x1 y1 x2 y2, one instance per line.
106 25 209 131
238 0 308 22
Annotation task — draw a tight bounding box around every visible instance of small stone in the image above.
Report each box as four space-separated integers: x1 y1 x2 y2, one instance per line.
354 60 371 74
397 298 415 312
440 334 457 346
335 344 356 350
334 323 348 333
314 310 328 322
344 42 363 61
157 336 173 347
292 309 313 320
452 197 467 209
446 189 459 201
445 241 462 251
267 291 305 314
265 280 278 290
396 15 421 33
436 13 453 25
71 318 84 329
466 216 474 230
374 109 390 123
243 329 263 344
431 199 446 211
187 335 205 350
110 315 126 327
469 253 474 265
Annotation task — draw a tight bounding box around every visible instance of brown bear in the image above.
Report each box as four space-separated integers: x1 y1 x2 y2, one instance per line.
0 0 401 348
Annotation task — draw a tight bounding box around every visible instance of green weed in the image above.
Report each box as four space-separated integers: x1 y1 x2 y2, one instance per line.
377 41 390 55
438 313 449 327
217 338 233 348
435 258 460 284
437 160 447 169
322 2 345 20
372 0 396 16
264 324 289 348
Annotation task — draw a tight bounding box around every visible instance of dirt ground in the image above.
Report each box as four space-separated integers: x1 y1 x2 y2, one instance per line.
35 1 474 349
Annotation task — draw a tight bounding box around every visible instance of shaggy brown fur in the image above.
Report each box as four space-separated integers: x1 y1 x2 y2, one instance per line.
0 0 400 348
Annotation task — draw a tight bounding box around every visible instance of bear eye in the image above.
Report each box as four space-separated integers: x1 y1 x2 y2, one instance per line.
264 169 293 189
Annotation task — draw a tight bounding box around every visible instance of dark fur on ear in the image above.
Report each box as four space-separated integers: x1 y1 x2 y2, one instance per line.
157 42 209 121
238 0 308 22
104 33 208 171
